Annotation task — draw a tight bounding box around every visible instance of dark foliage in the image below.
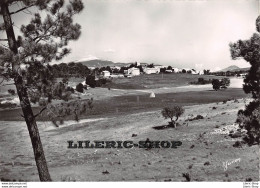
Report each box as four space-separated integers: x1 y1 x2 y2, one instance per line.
161 106 184 128
75 83 84 93
230 16 260 146
190 77 212 85
85 75 96 88
51 63 91 78
236 100 260 145
212 78 230 90
7 89 15 95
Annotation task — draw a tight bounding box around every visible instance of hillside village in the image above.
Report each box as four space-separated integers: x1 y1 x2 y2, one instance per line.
75 60 250 81
86 61 204 78
100 62 203 78
0 58 249 83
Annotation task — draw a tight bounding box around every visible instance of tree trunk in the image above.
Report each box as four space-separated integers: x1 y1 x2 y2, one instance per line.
1 3 52 181
169 118 176 128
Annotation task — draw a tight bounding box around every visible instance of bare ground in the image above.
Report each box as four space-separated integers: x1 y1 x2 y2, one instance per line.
0 98 259 182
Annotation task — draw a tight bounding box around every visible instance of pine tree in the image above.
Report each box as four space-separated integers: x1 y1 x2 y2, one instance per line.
229 15 260 145
0 0 87 181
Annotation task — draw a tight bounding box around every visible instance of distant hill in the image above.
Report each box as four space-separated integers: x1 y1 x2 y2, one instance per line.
218 65 250 72
76 59 130 68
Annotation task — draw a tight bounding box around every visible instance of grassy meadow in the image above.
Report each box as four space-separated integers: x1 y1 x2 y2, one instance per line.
104 73 224 89
0 74 258 182
0 88 248 121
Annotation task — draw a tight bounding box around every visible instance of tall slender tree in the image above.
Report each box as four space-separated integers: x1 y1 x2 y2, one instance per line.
0 0 85 181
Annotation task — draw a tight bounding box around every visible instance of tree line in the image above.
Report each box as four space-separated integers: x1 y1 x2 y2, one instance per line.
51 62 91 78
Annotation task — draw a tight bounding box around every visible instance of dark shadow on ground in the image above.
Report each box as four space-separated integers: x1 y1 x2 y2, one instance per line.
152 124 175 130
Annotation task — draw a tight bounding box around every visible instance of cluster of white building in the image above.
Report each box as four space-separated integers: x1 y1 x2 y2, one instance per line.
101 63 204 78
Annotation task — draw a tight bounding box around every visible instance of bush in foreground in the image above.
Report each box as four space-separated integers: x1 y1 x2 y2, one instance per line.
161 106 185 128
76 83 84 93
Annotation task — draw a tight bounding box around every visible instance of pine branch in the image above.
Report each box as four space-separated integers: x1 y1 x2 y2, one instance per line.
34 106 47 118
33 17 61 44
10 5 34 15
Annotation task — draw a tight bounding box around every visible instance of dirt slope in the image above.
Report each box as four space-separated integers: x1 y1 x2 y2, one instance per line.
0 98 259 181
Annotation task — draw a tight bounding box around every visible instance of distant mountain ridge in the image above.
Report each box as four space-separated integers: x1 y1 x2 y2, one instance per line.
218 65 250 72
76 59 130 67
76 60 250 72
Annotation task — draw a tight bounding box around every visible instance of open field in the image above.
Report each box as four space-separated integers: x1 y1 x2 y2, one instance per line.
105 73 225 89
0 75 257 182
0 74 239 103
0 98 259 181
32 74 225 90
0 88 248 121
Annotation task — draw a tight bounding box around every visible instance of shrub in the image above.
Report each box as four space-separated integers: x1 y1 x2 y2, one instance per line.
75 83 84 93
188 115 204 121
212 79 221 90
198 77 205 84
52 82 66 99
85 75 110 88
85 75 96 88
212 78 230 90
66 86 75 93
190 78 212 85
38 98 48 106
8 89 16 95
51 82 72 101
161 106 185 128
62 77 69 84
96 78 111 87
236 100 260 145
221 78 230 88
195 115 204 119
83 85 88 90
233 141 243 148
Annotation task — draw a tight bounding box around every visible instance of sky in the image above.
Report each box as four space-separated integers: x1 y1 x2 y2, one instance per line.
2 0 260 70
